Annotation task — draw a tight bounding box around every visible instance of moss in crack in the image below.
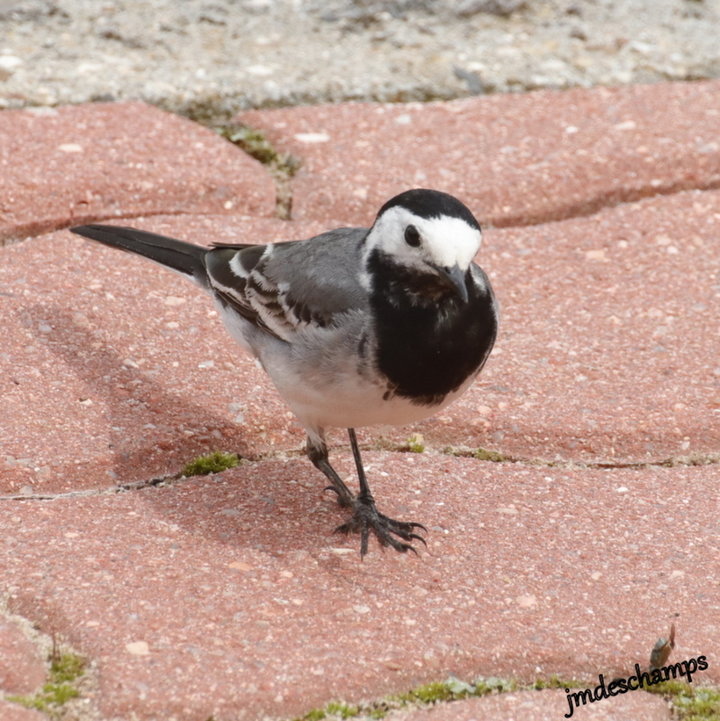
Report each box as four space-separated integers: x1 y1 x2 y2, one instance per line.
171 94 236 126
396 675 516 702
215 123 300 220
218 123 301 177
182 450 240 477
644 681 720 721
324 702 360 719
7 647 85 716
531 675 586 690
290 676 720 721
295 701 367 721
220 125 278 164
440 445 515 463
292 676 518 721
405 432 426 453
473 447 510 462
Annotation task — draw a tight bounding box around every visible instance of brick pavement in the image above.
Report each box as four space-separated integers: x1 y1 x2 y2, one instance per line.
1 82 718 720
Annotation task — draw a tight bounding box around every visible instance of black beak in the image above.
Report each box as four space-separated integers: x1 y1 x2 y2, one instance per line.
439 264 469 303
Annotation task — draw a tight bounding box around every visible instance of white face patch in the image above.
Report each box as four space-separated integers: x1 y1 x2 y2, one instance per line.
414 215 482 270
364 205 482 272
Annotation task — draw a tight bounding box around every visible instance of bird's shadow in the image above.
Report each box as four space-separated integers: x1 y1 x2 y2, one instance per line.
20 302 253 475
17 304 334 549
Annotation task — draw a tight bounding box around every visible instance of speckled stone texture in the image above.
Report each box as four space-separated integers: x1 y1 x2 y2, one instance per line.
239 80 720 227
406 188 720 463
1 82 719 721
0 615 45 694
0 216 329 494
388 689 674 721
2 459 717 720
3 189 718 494
0 101 275 244
0 702 47 721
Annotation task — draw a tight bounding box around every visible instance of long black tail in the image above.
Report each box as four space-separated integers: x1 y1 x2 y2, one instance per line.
70 224 209 288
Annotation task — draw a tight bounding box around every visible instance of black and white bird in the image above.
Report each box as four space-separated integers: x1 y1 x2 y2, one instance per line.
71 189 498 556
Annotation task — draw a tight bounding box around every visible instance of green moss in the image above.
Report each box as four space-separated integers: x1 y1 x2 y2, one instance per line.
473 447 508 462
50 650 85 683
325 701 360 718
288 676 719 721
645 682 720 720
7 650 85 715
299 709 327 721
291 676 520 721
395 676 516 705
221 125 279 164
295 703 362 721
41 682 79 706
217 123 300 177
532 675 586 690
406 433 426 453
396 680 460 704
644 679 693 697
469 676 518 696
182 451 240 477
679 689 720 720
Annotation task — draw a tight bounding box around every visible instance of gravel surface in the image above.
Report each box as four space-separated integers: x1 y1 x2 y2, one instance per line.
1 0 719 119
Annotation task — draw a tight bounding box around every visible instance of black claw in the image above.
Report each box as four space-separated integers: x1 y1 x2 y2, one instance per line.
407 532 427 547
378 515 427 535
408 522 428 533
380 535 419 555
333 498 427 557
360 527 369 558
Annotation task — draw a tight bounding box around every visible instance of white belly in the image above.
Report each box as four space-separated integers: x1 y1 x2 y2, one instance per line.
266 351 473 432
217 301 472 433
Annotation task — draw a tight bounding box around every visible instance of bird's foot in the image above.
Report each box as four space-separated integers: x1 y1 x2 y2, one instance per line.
333 493 427 557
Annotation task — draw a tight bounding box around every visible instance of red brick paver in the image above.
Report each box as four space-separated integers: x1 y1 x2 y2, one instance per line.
0 216 328 494
0 102 275 244
0 702 47 721
390 689 674 721
240 80 720 227
2 83 719 721
2 457 717 720
3 189 718 494
0 616 45 695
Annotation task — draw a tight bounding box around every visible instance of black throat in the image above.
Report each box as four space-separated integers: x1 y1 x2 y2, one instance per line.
367 249 497 406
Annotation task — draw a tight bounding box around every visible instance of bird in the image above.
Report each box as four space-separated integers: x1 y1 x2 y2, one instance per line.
71 188 498 556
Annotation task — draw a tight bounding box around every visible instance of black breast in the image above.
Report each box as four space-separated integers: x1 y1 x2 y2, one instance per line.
368 250 498 405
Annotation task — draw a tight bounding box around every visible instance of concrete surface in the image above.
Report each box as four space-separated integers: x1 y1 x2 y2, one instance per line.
1 0 719 114
1 81 719 720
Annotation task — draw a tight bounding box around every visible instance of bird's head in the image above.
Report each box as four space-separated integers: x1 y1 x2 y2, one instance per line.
363 188 482 303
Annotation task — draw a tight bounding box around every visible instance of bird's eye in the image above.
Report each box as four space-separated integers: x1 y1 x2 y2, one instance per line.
404 224 421 247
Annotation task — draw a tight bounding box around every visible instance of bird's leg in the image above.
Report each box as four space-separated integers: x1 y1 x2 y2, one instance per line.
305 434 354 508
306 430 426 556
348 428 374 504
334 428 427 557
